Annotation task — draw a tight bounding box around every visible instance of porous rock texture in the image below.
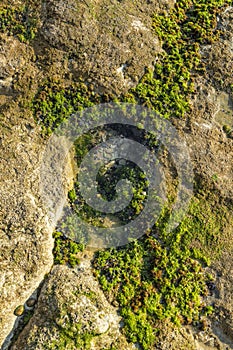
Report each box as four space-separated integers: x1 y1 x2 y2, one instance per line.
0 1 233 350
11 259 137 350
0 35 54 347
39 0 165 95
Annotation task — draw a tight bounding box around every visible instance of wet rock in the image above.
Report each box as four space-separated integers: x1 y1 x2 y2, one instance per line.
26 298 37 308
14 305 25 317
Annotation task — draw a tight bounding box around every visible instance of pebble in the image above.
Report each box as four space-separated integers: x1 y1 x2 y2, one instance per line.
14 305 24 316
26 298 36 307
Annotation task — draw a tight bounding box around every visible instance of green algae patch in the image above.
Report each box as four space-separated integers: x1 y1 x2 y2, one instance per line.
49 323 95 350
92 188 233 350
53 231 84 268
93 233 210 349
0 4 38 42
31 79 110 136
121 0 233 117
177 193 233 261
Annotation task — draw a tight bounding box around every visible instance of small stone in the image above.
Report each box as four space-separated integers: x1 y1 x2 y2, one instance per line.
26 298 36 307
14 305 25 316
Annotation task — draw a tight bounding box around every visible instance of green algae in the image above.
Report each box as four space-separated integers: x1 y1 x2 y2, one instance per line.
0 4 37 42
53 231 84 268
29 1 233 349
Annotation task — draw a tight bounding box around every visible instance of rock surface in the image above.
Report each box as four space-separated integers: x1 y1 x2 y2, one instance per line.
0 1 233 350
11 259 136 350
0 34 54 346
0 99 54 347
40 0 164 95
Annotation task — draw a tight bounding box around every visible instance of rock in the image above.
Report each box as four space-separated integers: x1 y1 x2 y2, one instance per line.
0 99 54 346
40 0 164 95
26 298 37 308
202 6 233 91
0 33 37 97
0 34 24 93
179 82 233 201
14 305 25 317
11 263 136 350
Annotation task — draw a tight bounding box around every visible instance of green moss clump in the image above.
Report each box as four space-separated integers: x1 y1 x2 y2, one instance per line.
49 323 95 350
68 189 77 202
53 231 84 268
93 237 210 349
223 124 232 136
175 193 232 260
31 80 108 136
0 4 37 42
93 189 232 350
121 0 233 118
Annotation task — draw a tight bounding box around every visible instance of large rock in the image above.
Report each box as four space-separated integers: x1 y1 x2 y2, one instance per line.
11 261 136 350
0 2 233 350
0 97 54 346
40 0 166 95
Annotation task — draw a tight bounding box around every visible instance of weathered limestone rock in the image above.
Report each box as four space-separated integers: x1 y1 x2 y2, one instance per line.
177 81 233 201
0 2 233 350
0 33 35 107
40 0 165 95
11 261 136 350
0 101 54 347
211 251 233 349
202 6 233 91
